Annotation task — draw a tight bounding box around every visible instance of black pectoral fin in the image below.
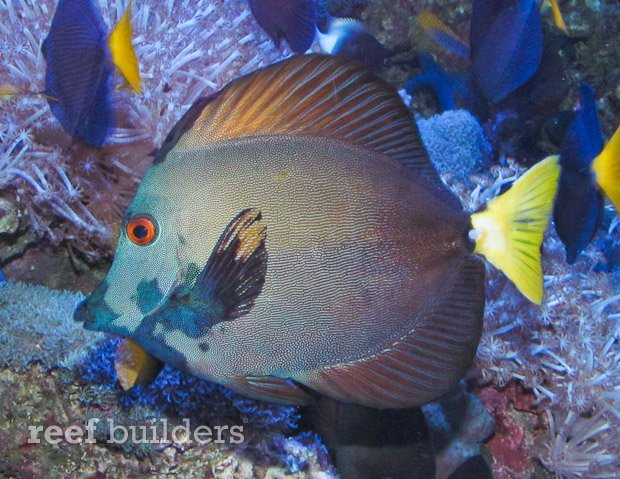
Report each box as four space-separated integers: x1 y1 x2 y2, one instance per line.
191 208 268 323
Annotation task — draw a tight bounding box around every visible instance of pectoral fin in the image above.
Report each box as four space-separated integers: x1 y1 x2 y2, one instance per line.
189 208 268 325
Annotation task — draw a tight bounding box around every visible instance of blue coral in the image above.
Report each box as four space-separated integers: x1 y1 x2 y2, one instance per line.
76 337 300 430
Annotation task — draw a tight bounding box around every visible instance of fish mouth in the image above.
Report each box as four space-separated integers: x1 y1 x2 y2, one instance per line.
73 282 125 335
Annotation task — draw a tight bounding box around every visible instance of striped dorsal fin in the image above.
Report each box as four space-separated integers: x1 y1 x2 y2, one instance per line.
161 54 440 183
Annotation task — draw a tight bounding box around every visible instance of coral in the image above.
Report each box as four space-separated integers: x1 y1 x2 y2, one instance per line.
416 109 492 183
538 407 619 479
478 383 545 479
0 0 292 258
0 281 102 370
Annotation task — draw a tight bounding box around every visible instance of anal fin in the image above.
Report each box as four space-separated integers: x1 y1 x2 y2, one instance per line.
229 375 316 406
299 258 485 409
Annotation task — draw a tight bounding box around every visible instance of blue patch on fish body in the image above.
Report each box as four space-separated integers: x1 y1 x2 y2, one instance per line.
43 0 114 146
134 279 165 315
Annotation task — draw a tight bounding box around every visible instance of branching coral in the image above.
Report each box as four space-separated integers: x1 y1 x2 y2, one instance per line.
539 408 619 479
0 0 292 259
0 281 102 369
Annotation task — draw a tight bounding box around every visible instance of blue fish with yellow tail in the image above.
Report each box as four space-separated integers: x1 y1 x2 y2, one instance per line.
43 0 140 147
554 83 620 263
75 55 559 410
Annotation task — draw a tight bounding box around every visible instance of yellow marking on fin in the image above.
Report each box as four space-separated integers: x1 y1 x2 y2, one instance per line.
471 156 560 304
418 10 469 56
0 84 28 100
547 0 568 34
593 125 620 212
108 2 141 93
236 219 266 260
0 84 57 103
115 338 160 390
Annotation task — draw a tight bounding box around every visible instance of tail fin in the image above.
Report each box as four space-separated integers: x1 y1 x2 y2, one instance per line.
108 2 141 93
548 0 568 34
592 125 620 212
470 156 560 304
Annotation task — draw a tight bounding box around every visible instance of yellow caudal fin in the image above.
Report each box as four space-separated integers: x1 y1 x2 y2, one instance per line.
108 2 141 93
547 0 568 34
592 125 620 212
470 156 560 304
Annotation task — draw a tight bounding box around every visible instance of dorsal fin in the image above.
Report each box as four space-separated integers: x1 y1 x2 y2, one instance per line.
172 54 439 181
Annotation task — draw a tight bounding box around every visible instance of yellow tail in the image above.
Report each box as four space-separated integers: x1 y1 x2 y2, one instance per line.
548 0 568 34
592 125 620 212
470 156 560 304
108 2 141 93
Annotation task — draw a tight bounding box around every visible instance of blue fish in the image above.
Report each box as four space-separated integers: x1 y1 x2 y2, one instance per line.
470 0 543 104
42 0 140 147
249 0 317 54
554 84 605 263
403 54 482 114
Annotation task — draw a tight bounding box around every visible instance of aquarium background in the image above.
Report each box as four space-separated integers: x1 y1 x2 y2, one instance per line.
0 0 619 477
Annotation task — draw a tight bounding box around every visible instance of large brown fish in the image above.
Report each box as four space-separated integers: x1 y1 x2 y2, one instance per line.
75 54 559 410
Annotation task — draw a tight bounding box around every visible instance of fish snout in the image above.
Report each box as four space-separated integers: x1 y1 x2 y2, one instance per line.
73 283 122 334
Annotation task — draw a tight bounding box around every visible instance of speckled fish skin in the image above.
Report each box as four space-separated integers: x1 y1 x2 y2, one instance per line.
76 55 487 409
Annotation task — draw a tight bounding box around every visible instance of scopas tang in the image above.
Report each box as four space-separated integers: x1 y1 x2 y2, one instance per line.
75 54 559 409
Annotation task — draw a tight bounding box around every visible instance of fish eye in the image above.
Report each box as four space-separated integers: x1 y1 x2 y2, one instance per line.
126 216 158 246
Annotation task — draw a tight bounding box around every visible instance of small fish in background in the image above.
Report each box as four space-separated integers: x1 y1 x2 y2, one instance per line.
403 53 482 114
42 0 140 147
249 0 317 54
316 16 393 69
470 0 543 105
554 83 620 263
417 10 470 60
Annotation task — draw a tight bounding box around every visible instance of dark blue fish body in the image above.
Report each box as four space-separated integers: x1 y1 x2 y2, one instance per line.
470 0 543 104
249 0 317 54
554 84 605 263
318 17 391 69
43 0 114 147
404 54 483 115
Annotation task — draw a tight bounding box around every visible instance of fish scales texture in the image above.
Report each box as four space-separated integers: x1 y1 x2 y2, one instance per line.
77 55 487 409
139 135 472 372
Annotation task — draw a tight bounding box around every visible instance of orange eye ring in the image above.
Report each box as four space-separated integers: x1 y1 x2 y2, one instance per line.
126 216 157 246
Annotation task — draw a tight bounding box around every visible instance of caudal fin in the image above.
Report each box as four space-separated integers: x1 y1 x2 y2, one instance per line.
592 125 620 212
108 2 141 93
548 0 568 34
470 156 560 304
